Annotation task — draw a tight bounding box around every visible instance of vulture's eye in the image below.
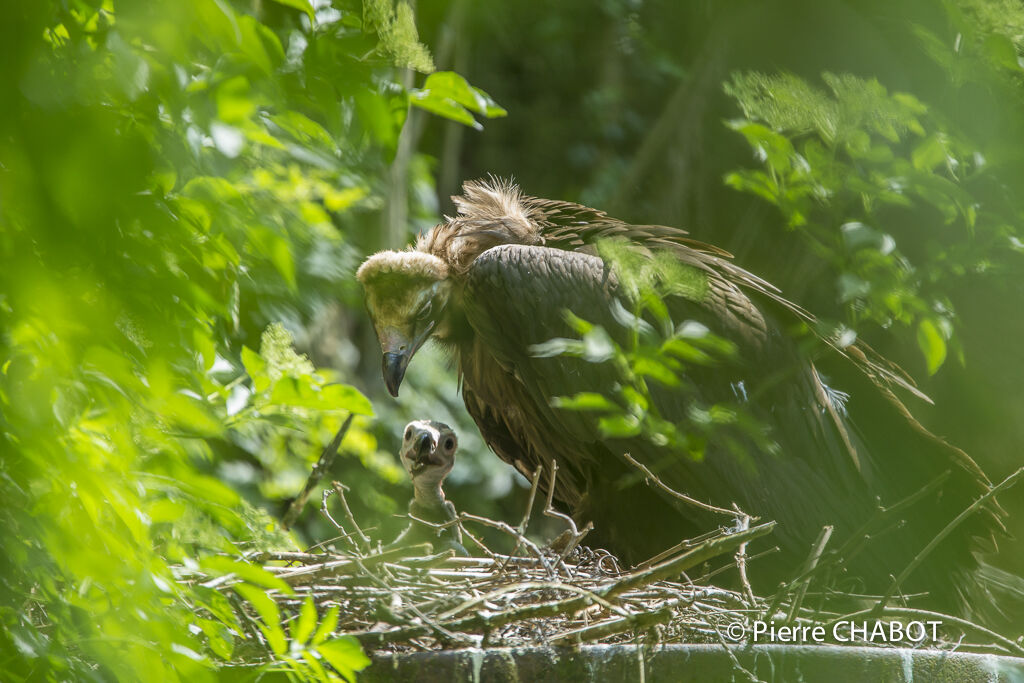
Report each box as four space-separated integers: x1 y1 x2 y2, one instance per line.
416 301 433 321
443 437 455 452
404 427 412 441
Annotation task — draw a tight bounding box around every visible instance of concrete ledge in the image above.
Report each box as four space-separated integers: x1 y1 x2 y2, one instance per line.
364 643 1024 682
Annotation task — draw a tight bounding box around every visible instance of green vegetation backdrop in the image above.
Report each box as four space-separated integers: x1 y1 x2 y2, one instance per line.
1 0 1022 679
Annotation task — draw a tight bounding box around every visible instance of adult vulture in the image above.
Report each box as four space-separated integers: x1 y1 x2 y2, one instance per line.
357 178 1002 611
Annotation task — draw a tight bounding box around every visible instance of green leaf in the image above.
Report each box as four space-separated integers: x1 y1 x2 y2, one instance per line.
272 110 336 150
725 120 796 171
162 393 223 436
472 87 508 118
529 338 584 358
234 584 287 655
147 498 187 524
292 596 317 645
917 318 947 375
420 72 506 117
241 345 268 390
316 637 370 682
196 618 235 660
551 392 617 411
984 33 1022 72
633 356 680 387
232 582 281 624
912 134 947 171
312 605 340 645
409 71 507 129
203 557 294 594
661 339 713 365
409 90 480 129
598 414 642 438
182 176 243 202
215 75 255 124
320 384 374 416
237 15 281 75
582 327 615 362
301 651 331 681
270 233 296 289
267 0 315 22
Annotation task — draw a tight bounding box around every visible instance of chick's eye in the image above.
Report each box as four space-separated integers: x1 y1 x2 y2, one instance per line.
404 427 412 441
444 438 455 451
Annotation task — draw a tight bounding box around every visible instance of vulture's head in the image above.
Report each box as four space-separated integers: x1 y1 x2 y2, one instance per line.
399 419 458 488
356 251 451 396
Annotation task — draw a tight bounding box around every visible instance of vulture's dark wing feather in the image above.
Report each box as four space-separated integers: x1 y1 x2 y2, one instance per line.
461 244 888 559
462 244 1000 584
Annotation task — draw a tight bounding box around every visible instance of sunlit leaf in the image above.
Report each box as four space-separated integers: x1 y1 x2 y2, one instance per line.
316 637 370 682
598 414 642 438
917 318 947 375
203 557 294 594
196 618 234 660
268 0 315 22
236 585 287 655
551 392 617 411
292 596 317 645
311 605 340 645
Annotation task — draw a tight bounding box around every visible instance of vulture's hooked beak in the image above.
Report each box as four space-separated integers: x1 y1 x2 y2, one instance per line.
378 320 436 397
383 351 409 397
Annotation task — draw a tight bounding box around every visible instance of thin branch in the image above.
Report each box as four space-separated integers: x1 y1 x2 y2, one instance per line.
543 462 594 571
319 488 360 554
331 480 373 553
498 466 543 571
282 413 354 529
732 505 757 608
833 470 951 567
875 466 1023 614
711 621 766 683
550 601 674 646
621 451 737 517
785 525 833 622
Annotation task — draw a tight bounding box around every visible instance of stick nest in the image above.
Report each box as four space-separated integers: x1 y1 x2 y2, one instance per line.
174 465 1024 663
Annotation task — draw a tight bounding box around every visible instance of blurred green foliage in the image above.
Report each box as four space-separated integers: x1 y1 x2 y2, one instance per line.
3 0 1024 678
724 70 1007 374
0 0 501 679
536 243 771 464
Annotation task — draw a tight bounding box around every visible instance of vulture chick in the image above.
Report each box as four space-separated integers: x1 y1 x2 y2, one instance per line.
358 178 1002 613
388 420 467 556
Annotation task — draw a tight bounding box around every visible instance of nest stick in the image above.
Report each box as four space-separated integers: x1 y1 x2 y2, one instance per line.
732 505 756 608
543 462 595 571
550 601 676 645
602 521 776 600
784 525 833 622
712 621 766 683
498 466 543 572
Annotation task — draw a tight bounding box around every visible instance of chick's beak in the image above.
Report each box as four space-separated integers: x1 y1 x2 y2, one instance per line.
413 432 435 461
403 431 438 474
